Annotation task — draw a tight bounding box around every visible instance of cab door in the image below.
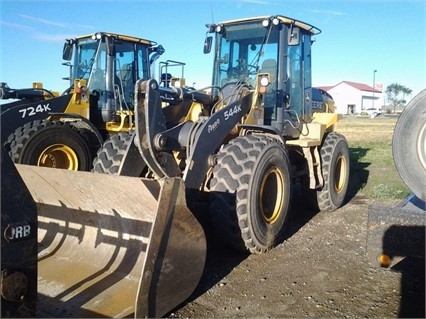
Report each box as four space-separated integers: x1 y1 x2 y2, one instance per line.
287 29 312 122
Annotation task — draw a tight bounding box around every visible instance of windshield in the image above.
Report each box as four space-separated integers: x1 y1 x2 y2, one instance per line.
213 21 279 90
72 37 99 82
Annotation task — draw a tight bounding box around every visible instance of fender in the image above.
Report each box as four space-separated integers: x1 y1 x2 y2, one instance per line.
49 112 105 149
239 124 285 144
1 94 72 142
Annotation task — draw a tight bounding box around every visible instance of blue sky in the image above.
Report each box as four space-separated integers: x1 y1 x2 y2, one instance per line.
1 0 425 99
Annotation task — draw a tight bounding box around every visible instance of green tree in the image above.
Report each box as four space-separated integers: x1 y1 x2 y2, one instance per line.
385 83 413 112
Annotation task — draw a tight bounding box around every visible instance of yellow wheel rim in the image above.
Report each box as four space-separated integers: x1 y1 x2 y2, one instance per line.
37 144 79 170
259 167 284 224
334 154 347 193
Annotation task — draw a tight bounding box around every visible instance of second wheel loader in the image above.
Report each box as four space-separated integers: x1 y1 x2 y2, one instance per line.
1 15 350 318
1 32 167 171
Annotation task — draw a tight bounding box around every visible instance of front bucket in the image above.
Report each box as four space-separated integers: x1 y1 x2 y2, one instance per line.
16 164 206 318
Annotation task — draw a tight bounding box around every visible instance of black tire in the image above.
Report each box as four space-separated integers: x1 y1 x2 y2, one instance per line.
393 89 426 201
5 119 93 171
316 132 350 211
92 132 135 174
209 135 292 253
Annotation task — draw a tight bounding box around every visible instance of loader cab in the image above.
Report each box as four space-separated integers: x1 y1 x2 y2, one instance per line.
206 16 321 138
63 32 163 123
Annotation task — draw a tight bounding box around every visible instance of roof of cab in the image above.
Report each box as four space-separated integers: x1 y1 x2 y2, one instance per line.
218 15 321 35
74 32 157 45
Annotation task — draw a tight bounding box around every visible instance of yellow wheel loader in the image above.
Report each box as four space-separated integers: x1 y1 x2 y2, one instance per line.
1 32 166 171
1 15 350 318
94 15 350 253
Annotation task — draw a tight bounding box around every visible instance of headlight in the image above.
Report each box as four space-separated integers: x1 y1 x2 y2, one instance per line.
215 24 224 34
92 32 102 40
260 76 269 87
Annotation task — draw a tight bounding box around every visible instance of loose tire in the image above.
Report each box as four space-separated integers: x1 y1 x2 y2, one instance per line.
393 89 426 201
6 120 94 171
209 135 292 253
316 132 350 211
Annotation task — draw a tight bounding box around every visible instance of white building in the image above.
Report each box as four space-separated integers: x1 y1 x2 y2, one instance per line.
318 81 382 114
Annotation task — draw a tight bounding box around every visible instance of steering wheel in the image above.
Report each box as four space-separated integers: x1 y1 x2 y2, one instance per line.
246 64 258 75
227 66 243 78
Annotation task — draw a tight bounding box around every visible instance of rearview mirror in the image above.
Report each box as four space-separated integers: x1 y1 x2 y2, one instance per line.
288 27 300 46
62 41 73 61
204 36 213 54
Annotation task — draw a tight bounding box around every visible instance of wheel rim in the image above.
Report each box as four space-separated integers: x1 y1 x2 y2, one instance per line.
259 167 284 224
37 144 79 170
334 154 347 193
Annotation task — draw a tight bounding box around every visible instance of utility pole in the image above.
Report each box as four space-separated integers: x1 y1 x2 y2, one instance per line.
372 69 377 108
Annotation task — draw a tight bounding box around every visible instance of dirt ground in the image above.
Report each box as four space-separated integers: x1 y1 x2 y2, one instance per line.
170 194 425 318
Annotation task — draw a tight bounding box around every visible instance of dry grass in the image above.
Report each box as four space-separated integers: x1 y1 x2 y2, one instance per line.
337 115 410 201
338 117 396 143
